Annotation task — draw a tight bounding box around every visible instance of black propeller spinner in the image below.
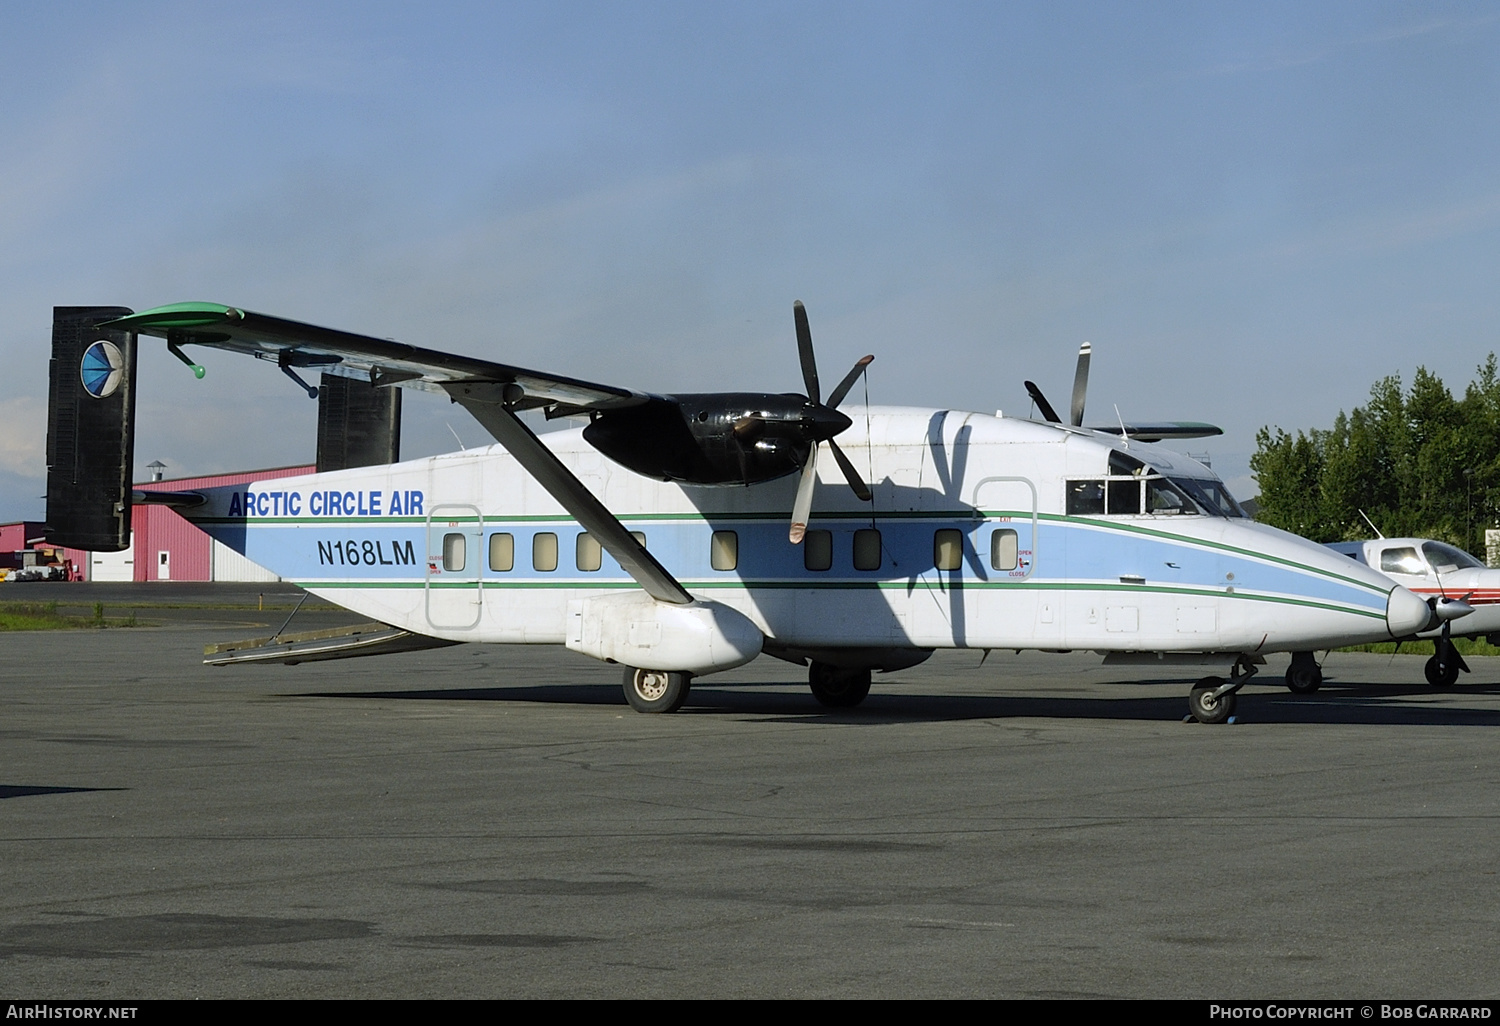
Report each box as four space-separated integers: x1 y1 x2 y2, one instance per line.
580 301 873 542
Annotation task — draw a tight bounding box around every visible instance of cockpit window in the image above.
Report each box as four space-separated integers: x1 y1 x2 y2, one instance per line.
1421 541 1484 573
1066 480 1105 515
1108 451 1147 476
1145 477 1194 515
1067 460 1246 519
1171 477 1247 518
1380 547 1426 576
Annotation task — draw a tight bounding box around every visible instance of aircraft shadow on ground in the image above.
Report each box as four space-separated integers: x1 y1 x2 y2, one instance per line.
293 678 1500 727
0 785 126 800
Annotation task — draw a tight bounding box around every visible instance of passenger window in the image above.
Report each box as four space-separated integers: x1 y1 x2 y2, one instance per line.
934 529 963 571
1380 547 1425 576
1067 480 1105 515
488 532 514 572
991 529 1018 571
1107 479 1142 515
442 533 466 572
576 533 602 572
853 529 882 571
533 532 558 572
804 530 833 571
631 531 647 548
711 531 738 571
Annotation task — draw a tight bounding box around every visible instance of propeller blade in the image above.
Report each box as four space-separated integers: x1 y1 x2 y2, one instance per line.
793 300 820 405
789 444 818 544
826 355 874 410
827 438 872 501
1070 341 1091 427
1024 381 1061 423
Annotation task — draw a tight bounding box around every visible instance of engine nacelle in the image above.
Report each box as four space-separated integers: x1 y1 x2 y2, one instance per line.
565 592 763 675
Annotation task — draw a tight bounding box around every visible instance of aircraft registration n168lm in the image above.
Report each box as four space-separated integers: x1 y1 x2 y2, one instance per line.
44 302 1433 724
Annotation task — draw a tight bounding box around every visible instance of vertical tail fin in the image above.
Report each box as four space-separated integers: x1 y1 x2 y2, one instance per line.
44 306 137 551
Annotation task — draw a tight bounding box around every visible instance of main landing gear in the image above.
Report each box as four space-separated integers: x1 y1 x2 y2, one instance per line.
808 662 872 708
1187 657 1258 724
1285 651 1323 694
623 668 692 713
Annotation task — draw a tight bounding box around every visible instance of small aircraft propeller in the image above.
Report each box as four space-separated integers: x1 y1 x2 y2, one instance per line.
788 301 874 543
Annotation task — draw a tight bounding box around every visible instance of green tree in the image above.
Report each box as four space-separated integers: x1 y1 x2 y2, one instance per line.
1252 357 1500 555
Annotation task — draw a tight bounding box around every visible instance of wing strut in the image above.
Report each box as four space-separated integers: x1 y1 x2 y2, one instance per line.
445 382 693 606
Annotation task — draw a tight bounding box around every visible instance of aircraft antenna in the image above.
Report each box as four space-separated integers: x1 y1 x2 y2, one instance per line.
1113 405 1131 448
447 423 467 451
1357 509 1384 538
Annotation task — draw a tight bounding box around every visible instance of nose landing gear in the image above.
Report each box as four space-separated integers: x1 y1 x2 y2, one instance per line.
1188 657 1258 724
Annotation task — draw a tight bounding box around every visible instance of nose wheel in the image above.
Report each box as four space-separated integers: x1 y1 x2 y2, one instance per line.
1188 657 1257 724
1424 624 1469 689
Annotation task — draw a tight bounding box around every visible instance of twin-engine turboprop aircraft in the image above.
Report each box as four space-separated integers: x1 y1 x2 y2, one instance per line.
43 302 1434 723
1281 537 1499 692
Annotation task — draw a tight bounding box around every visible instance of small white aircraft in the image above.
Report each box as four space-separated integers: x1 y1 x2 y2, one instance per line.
44 302 1434 724
1283 537 1497 691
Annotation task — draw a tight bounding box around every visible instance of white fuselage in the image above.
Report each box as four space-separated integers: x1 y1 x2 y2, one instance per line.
181 407 1427 664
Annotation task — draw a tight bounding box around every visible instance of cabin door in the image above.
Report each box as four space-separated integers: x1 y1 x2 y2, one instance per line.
962 476 1052 648
425 504 484 630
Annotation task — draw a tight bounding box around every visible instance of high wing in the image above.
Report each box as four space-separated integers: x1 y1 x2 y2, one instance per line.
1088 422 1223 442
102 302 650 413
103 302 692 606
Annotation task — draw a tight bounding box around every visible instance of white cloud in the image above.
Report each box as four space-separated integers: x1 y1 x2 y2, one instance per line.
0 396 46 478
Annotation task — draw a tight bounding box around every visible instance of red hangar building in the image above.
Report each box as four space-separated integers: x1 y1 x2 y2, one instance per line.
1 465 314 583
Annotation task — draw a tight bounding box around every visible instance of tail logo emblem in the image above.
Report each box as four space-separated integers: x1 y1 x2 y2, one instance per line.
80 340 124 399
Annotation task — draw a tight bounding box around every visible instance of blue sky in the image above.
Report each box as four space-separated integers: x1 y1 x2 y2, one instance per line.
4 1 1499 521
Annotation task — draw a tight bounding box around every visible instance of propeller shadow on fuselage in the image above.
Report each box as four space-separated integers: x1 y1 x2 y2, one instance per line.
686 410 987 649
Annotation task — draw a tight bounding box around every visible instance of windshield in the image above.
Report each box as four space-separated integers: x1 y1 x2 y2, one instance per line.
1169 477 1247 518
1421 541 1485 572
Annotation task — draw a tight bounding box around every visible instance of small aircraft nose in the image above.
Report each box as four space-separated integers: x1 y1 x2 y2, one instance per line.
1386 586 1433 638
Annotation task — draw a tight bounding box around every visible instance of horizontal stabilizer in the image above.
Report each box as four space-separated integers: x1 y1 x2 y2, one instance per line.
204 621 459 666
132 489 205 508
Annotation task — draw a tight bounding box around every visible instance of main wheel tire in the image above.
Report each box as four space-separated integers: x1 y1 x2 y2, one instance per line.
1424 655 1459 689
808 662 873 708
623 668 691 713
1285 661 1322 694
1188 676 1237 724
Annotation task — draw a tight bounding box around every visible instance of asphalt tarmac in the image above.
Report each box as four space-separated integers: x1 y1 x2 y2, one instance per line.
3 589 1499 998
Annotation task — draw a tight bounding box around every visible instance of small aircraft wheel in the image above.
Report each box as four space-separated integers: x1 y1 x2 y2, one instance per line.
1285 660 1322 694
1424 655 1459 689
1188 677 1237 724
808 662 873 708
623 668 691 713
